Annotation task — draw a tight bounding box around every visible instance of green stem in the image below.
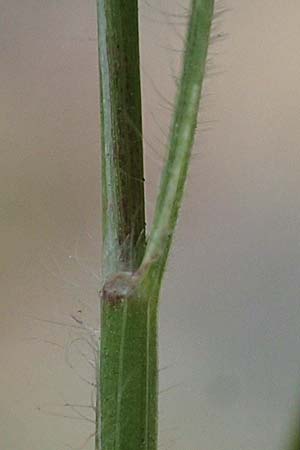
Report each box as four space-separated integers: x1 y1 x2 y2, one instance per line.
142 0 215 280
288 436 300 450
96 0 152 449
96 0 146 278
100 279 158 450
285 407 300 450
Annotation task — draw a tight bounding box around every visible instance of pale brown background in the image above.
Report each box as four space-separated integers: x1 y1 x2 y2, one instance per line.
1 1 300 449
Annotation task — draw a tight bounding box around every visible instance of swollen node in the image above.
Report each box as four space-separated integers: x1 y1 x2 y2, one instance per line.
100 271 137 305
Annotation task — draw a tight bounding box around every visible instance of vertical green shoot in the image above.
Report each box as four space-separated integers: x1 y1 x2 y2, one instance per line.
142 0 215 282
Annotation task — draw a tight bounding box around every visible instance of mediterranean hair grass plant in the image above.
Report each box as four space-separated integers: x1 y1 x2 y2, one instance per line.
27 1 300 449
95 0 215 449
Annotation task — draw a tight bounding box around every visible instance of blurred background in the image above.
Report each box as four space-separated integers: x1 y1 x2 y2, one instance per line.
1 1 300 449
